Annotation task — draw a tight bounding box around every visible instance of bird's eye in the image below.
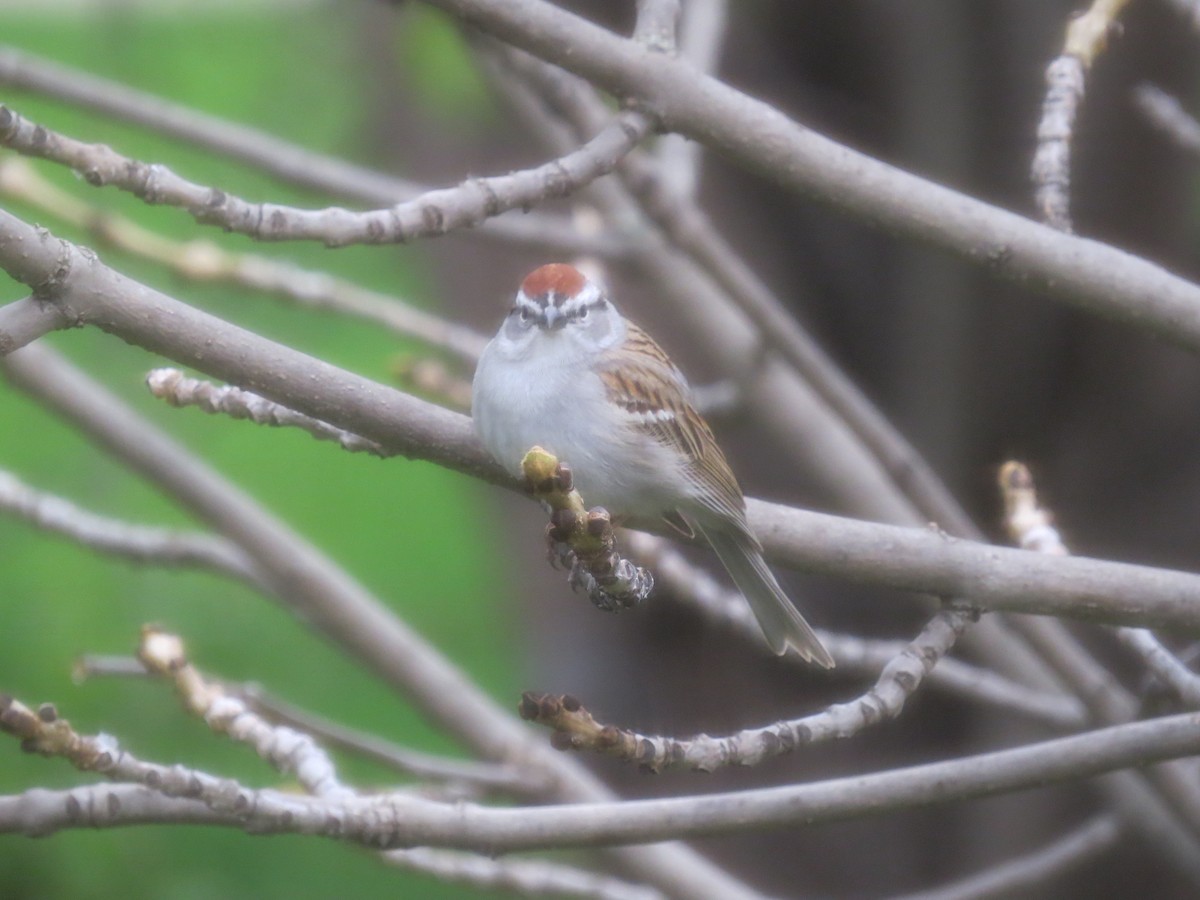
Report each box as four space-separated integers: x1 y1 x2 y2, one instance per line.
577 306 590 321
518 307 531 323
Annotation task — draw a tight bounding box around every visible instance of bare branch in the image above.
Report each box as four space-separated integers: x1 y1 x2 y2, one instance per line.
0 103 651 246
0 346 753 900
1000 462 1200 708
141 631 652 898
3 216 1200 631
494 44 976 538
382 848 664 900
5 690 1200 853
235 684 544 797
1133 83 1200 156
654 0 728 195
1117 629 1200 708
0 783 231 835
998 462 1200 862
0 770 657 900
1031 0 1132 231
0 467 263 586
0 296 70 355
0 155 487 362
425 0 1200 353
520 608 969 771
146 369 390 458
625 530 1087 727
0 44 623 257
137 628 354 799
750 498 1200 631
892 815 1120 900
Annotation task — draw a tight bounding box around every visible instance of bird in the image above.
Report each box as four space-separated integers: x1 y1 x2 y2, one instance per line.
471 263 835 668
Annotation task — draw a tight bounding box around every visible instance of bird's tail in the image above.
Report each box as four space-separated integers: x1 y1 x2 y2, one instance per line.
696 521 835 668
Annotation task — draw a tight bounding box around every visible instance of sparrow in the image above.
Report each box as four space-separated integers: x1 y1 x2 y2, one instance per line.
472 263 834 667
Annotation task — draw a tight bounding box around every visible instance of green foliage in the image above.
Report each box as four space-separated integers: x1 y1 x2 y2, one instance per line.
0 6 517 898
396 5 494 130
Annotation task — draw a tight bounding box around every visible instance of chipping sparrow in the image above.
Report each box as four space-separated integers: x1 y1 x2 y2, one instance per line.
472 263 835 668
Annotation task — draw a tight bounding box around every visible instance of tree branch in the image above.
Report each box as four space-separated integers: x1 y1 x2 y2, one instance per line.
0 155 487 363
4 690 1199 853
0 44 624 257
491 42 977 537
0 467 263 587
520 608 971 772
423 0 1200 352
0 103 651 246
0 345 755 899
3 214 1200 631
892 815 1120 900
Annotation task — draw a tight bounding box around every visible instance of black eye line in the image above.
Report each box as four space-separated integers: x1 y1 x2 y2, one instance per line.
510 295 605 329
564 297 607 321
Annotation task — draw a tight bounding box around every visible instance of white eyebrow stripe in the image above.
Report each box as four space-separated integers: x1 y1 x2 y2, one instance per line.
516 296 559 320
518 281 605 308
512 288 609 327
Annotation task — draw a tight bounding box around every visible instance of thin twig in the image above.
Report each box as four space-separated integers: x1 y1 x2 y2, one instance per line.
654 0 728 196
1000 461 1200 708
493 44 976 538
1118 629 1200 708
998 461 1200 853
426 0 1200 353
146 369 390 457
140 630 653 898
4 221 1200 629
138 627 354 799
891 815 1120 900
0 45 625 258
624 530 1086 729
0 103 651 246
521 608 971 771
5 690 1200 852
1133 83 1200 156
0 155 487 363
1031 0 1133 231
0 345 754 900
0 295 70 355
76 651 541 796
0 467 264 588
236 685 544 797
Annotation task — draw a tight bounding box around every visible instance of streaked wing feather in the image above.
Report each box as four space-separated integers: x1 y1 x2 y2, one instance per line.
598 323 748 528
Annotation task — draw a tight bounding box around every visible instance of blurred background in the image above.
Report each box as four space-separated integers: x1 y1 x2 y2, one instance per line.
1 1 1199 897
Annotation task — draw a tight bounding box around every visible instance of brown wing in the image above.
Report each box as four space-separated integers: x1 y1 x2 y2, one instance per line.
598 321 748 528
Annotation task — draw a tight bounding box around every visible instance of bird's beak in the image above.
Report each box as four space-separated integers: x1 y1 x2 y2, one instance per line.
541 305 565 330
